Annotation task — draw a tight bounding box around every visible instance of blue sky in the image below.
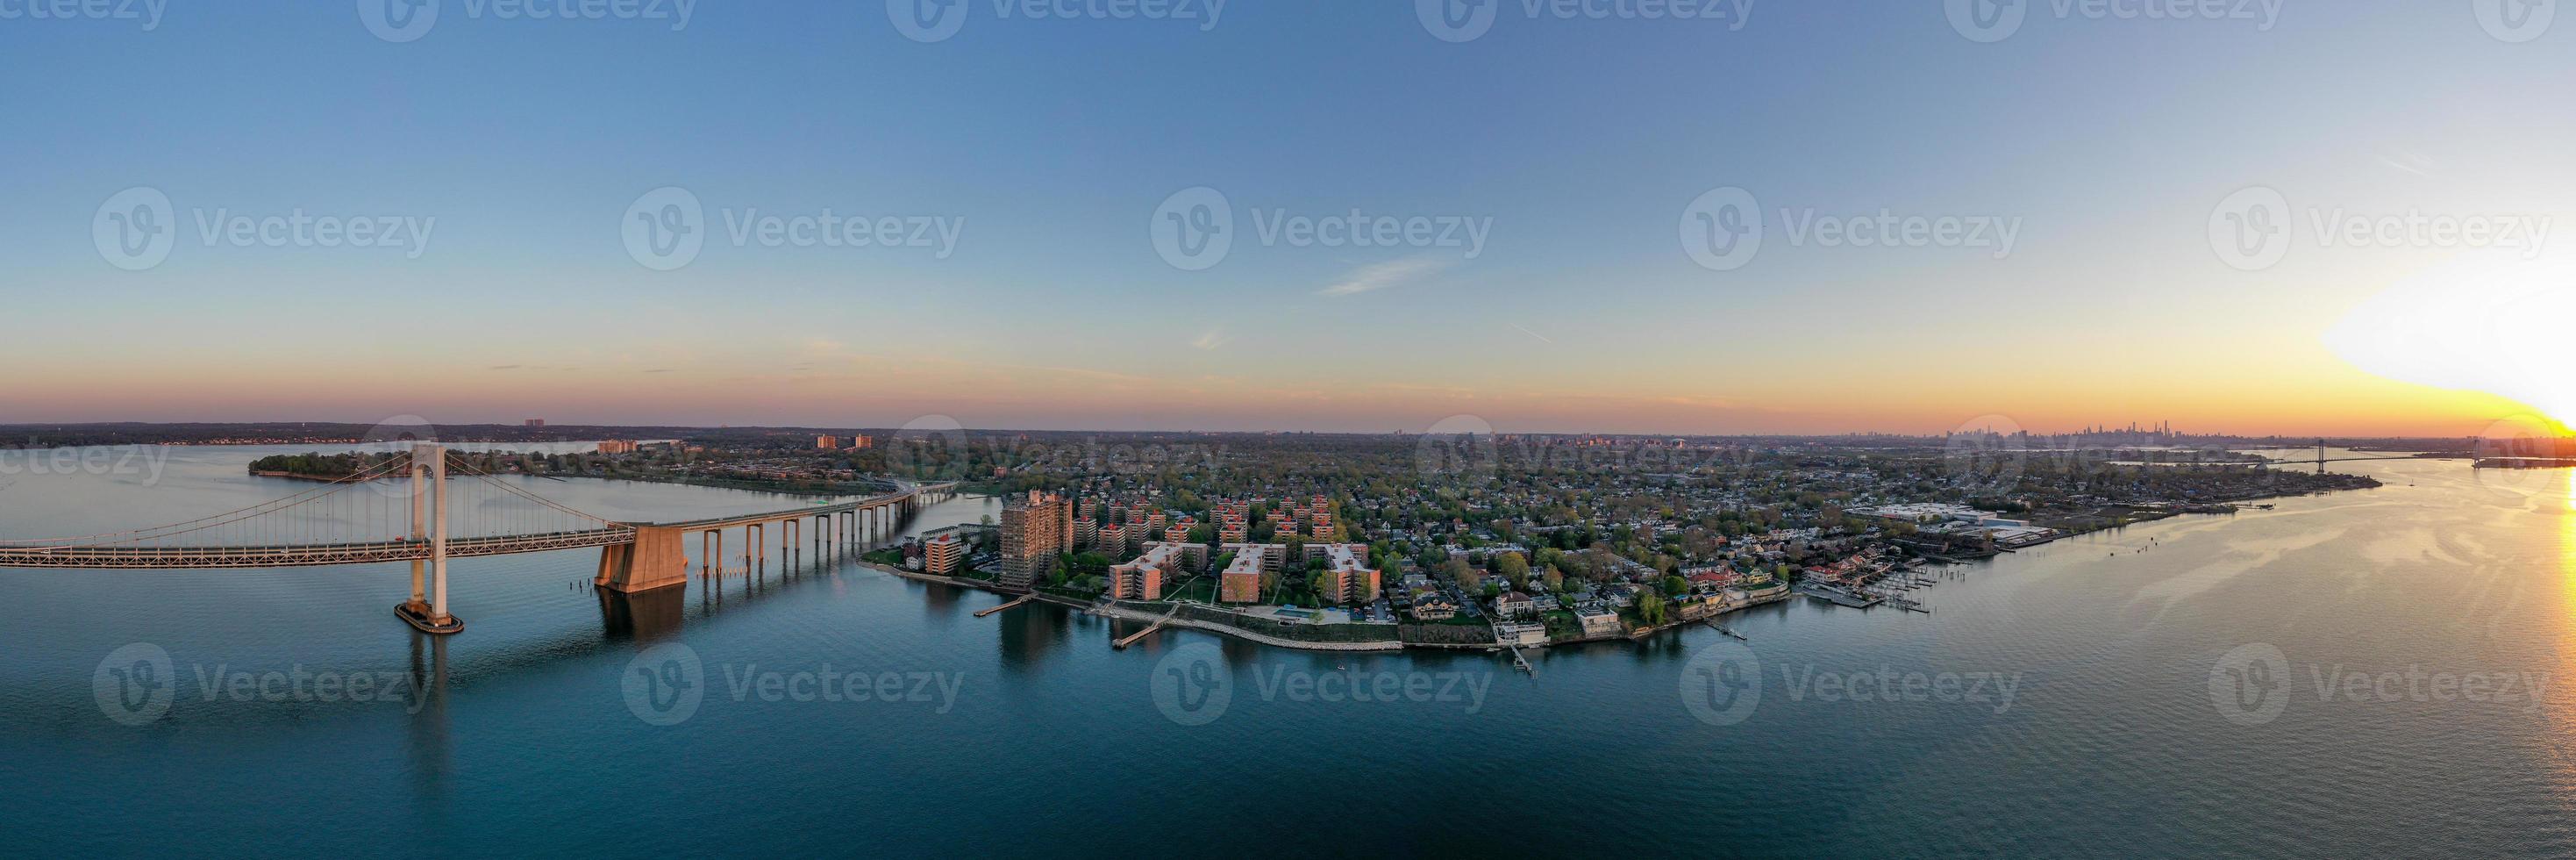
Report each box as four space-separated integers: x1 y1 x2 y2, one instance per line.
3 1 2570 434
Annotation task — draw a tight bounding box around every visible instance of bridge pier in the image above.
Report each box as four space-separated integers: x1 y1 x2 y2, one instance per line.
597 526 689 593
407 456 428 611
396 444 464 635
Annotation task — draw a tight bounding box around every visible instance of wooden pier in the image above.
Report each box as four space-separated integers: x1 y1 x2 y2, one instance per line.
974 593 1035 618
1111 605 1182 649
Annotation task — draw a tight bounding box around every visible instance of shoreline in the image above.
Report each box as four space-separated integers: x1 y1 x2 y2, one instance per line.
860 559 1406 651
858 559 1816 655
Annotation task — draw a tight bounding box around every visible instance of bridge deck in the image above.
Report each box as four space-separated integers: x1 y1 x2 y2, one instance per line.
0 483 960 570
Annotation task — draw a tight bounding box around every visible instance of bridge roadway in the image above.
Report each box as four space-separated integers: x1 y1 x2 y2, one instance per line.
0 482 959 571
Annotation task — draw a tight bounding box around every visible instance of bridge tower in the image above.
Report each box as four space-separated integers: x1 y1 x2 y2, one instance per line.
398 443 465 634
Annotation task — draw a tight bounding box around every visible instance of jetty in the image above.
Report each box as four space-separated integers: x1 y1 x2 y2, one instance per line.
974 593 1036 618
1795 581 1882 609
1111 605 1182 649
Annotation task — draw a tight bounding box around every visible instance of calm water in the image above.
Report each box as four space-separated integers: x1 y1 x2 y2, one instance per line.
4 446 2572 858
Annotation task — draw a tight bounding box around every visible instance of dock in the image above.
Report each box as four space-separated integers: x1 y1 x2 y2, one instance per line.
1111 605 1182 649
974 593 1036 617
1879 594 1931 614
1703 620 1748 641
1503 644 1534 675
1795 582 1882 609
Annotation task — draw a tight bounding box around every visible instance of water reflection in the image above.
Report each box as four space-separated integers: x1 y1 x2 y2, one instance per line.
597 586 687 641
405 629 451 800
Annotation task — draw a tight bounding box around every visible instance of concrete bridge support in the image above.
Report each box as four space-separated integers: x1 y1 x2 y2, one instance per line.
596 526 690 593
397 444 463 634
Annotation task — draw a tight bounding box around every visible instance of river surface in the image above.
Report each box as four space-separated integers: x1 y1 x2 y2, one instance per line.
3 445 2572 858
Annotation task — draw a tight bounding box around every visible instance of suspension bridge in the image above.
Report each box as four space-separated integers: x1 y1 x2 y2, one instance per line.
0 444 960 634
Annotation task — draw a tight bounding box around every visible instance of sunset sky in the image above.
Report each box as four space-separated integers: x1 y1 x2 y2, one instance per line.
4 2 2570 436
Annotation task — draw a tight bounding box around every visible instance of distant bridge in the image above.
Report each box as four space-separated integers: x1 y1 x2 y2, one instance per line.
0 445 960 634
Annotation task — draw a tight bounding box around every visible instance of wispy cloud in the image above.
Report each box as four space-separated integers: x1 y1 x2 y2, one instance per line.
1317 256 1452 297
1191 328 1229 351
1509 322 1552 345
488 364 521 370
2376 150 2439 179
